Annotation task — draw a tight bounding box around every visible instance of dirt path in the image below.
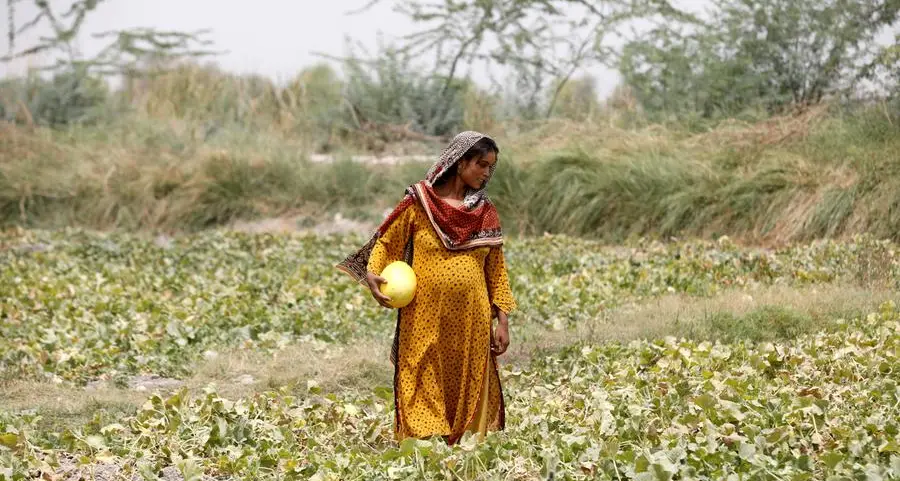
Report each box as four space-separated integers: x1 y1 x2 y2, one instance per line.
308 153 432 165
227 212 380 236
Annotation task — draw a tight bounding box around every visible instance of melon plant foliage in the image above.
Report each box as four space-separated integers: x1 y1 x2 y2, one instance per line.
0 229 898 479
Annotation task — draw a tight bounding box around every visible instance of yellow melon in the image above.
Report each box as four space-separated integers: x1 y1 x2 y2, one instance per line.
381 261 417 308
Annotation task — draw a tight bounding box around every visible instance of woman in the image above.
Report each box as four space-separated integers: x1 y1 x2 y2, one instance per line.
337 131 517 445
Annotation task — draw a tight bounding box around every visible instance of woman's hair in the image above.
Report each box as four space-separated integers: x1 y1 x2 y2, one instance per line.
434 137 499 186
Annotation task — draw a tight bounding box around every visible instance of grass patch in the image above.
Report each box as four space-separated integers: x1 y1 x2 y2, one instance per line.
505 283 898 363
700 305 833 342
0 381 146 435
0 122 429 231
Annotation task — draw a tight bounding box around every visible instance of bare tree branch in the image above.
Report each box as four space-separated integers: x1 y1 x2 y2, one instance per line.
6 0 15 54
358 0 691 115
2 0 220 76
546 21 600 117
344 0 386 15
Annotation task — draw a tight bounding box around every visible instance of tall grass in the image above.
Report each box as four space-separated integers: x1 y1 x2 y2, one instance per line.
2 100 898 242
0 118 424 230
502 105 900 243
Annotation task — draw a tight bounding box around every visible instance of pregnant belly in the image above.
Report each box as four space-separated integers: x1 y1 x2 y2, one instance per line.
414 256 486 300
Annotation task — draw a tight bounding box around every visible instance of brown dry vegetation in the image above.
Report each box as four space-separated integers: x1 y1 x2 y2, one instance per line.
2 97 899 245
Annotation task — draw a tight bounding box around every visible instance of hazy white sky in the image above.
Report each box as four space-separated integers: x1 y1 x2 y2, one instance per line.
1 0 678 97
2 1 412 78
1 1 895 98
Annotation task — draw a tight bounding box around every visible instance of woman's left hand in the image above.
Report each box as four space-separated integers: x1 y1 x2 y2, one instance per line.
492 311 510 356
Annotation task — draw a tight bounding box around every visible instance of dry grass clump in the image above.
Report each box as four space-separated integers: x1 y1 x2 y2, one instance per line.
0 121 422 231
691 104 831 149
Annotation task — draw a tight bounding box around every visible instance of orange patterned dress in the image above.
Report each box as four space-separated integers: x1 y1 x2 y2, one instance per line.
367 201 517 443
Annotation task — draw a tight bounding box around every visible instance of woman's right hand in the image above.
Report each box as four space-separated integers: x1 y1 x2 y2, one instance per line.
366 271 393 308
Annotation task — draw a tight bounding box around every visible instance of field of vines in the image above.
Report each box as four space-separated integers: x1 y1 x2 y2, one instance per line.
1 228 899 480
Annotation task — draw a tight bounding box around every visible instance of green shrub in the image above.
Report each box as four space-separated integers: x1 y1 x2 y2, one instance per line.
0 69 110 127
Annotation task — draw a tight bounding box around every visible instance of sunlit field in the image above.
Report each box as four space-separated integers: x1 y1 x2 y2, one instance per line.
2 229 899 479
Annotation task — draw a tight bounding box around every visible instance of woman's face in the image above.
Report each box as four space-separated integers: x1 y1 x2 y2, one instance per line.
458 151 497 190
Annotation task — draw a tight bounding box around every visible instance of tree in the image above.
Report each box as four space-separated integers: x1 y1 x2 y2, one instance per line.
859 32 900 100
351 0 697 119
2 0 218 77
2 1 220 127
619 0 900 119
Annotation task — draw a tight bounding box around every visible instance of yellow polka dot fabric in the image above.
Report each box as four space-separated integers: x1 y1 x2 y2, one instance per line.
367 201 517 444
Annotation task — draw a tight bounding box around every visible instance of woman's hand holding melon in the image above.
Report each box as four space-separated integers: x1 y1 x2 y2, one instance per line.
368 262 417 309
366 272 393 308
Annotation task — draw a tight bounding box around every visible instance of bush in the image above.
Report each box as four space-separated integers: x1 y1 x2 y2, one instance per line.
282 64 344 150
339 45 467 139
0 69 110 127
123 64 282 128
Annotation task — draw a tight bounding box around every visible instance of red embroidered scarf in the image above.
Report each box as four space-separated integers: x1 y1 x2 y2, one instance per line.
337 131 504 284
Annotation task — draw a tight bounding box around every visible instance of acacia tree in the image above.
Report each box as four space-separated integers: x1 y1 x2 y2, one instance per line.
619 0 900 119
859 32 900 101
1 1 220 126
353 0 696 119
2 0 217 76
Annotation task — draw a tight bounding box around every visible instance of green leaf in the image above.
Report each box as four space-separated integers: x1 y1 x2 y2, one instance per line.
823 451 843 470
0 433 18 448
374 386 393 401
177 457 204 481
880 441 900 453
85 435 106 450
694 393 716 410
739 442 756 460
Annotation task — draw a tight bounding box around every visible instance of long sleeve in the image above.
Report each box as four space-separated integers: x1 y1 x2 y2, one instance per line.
367 205 415 275
485 246 517 314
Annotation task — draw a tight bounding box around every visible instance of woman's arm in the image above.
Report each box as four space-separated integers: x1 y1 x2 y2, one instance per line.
485 246 516 355
366 206 415 307
485 246 517 315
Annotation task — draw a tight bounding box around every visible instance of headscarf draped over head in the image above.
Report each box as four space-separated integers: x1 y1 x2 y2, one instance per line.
337 131 504 284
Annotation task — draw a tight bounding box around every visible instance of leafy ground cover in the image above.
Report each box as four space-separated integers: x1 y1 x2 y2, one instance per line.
3 304 899 480
2 229 894 385
1 230 899 479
